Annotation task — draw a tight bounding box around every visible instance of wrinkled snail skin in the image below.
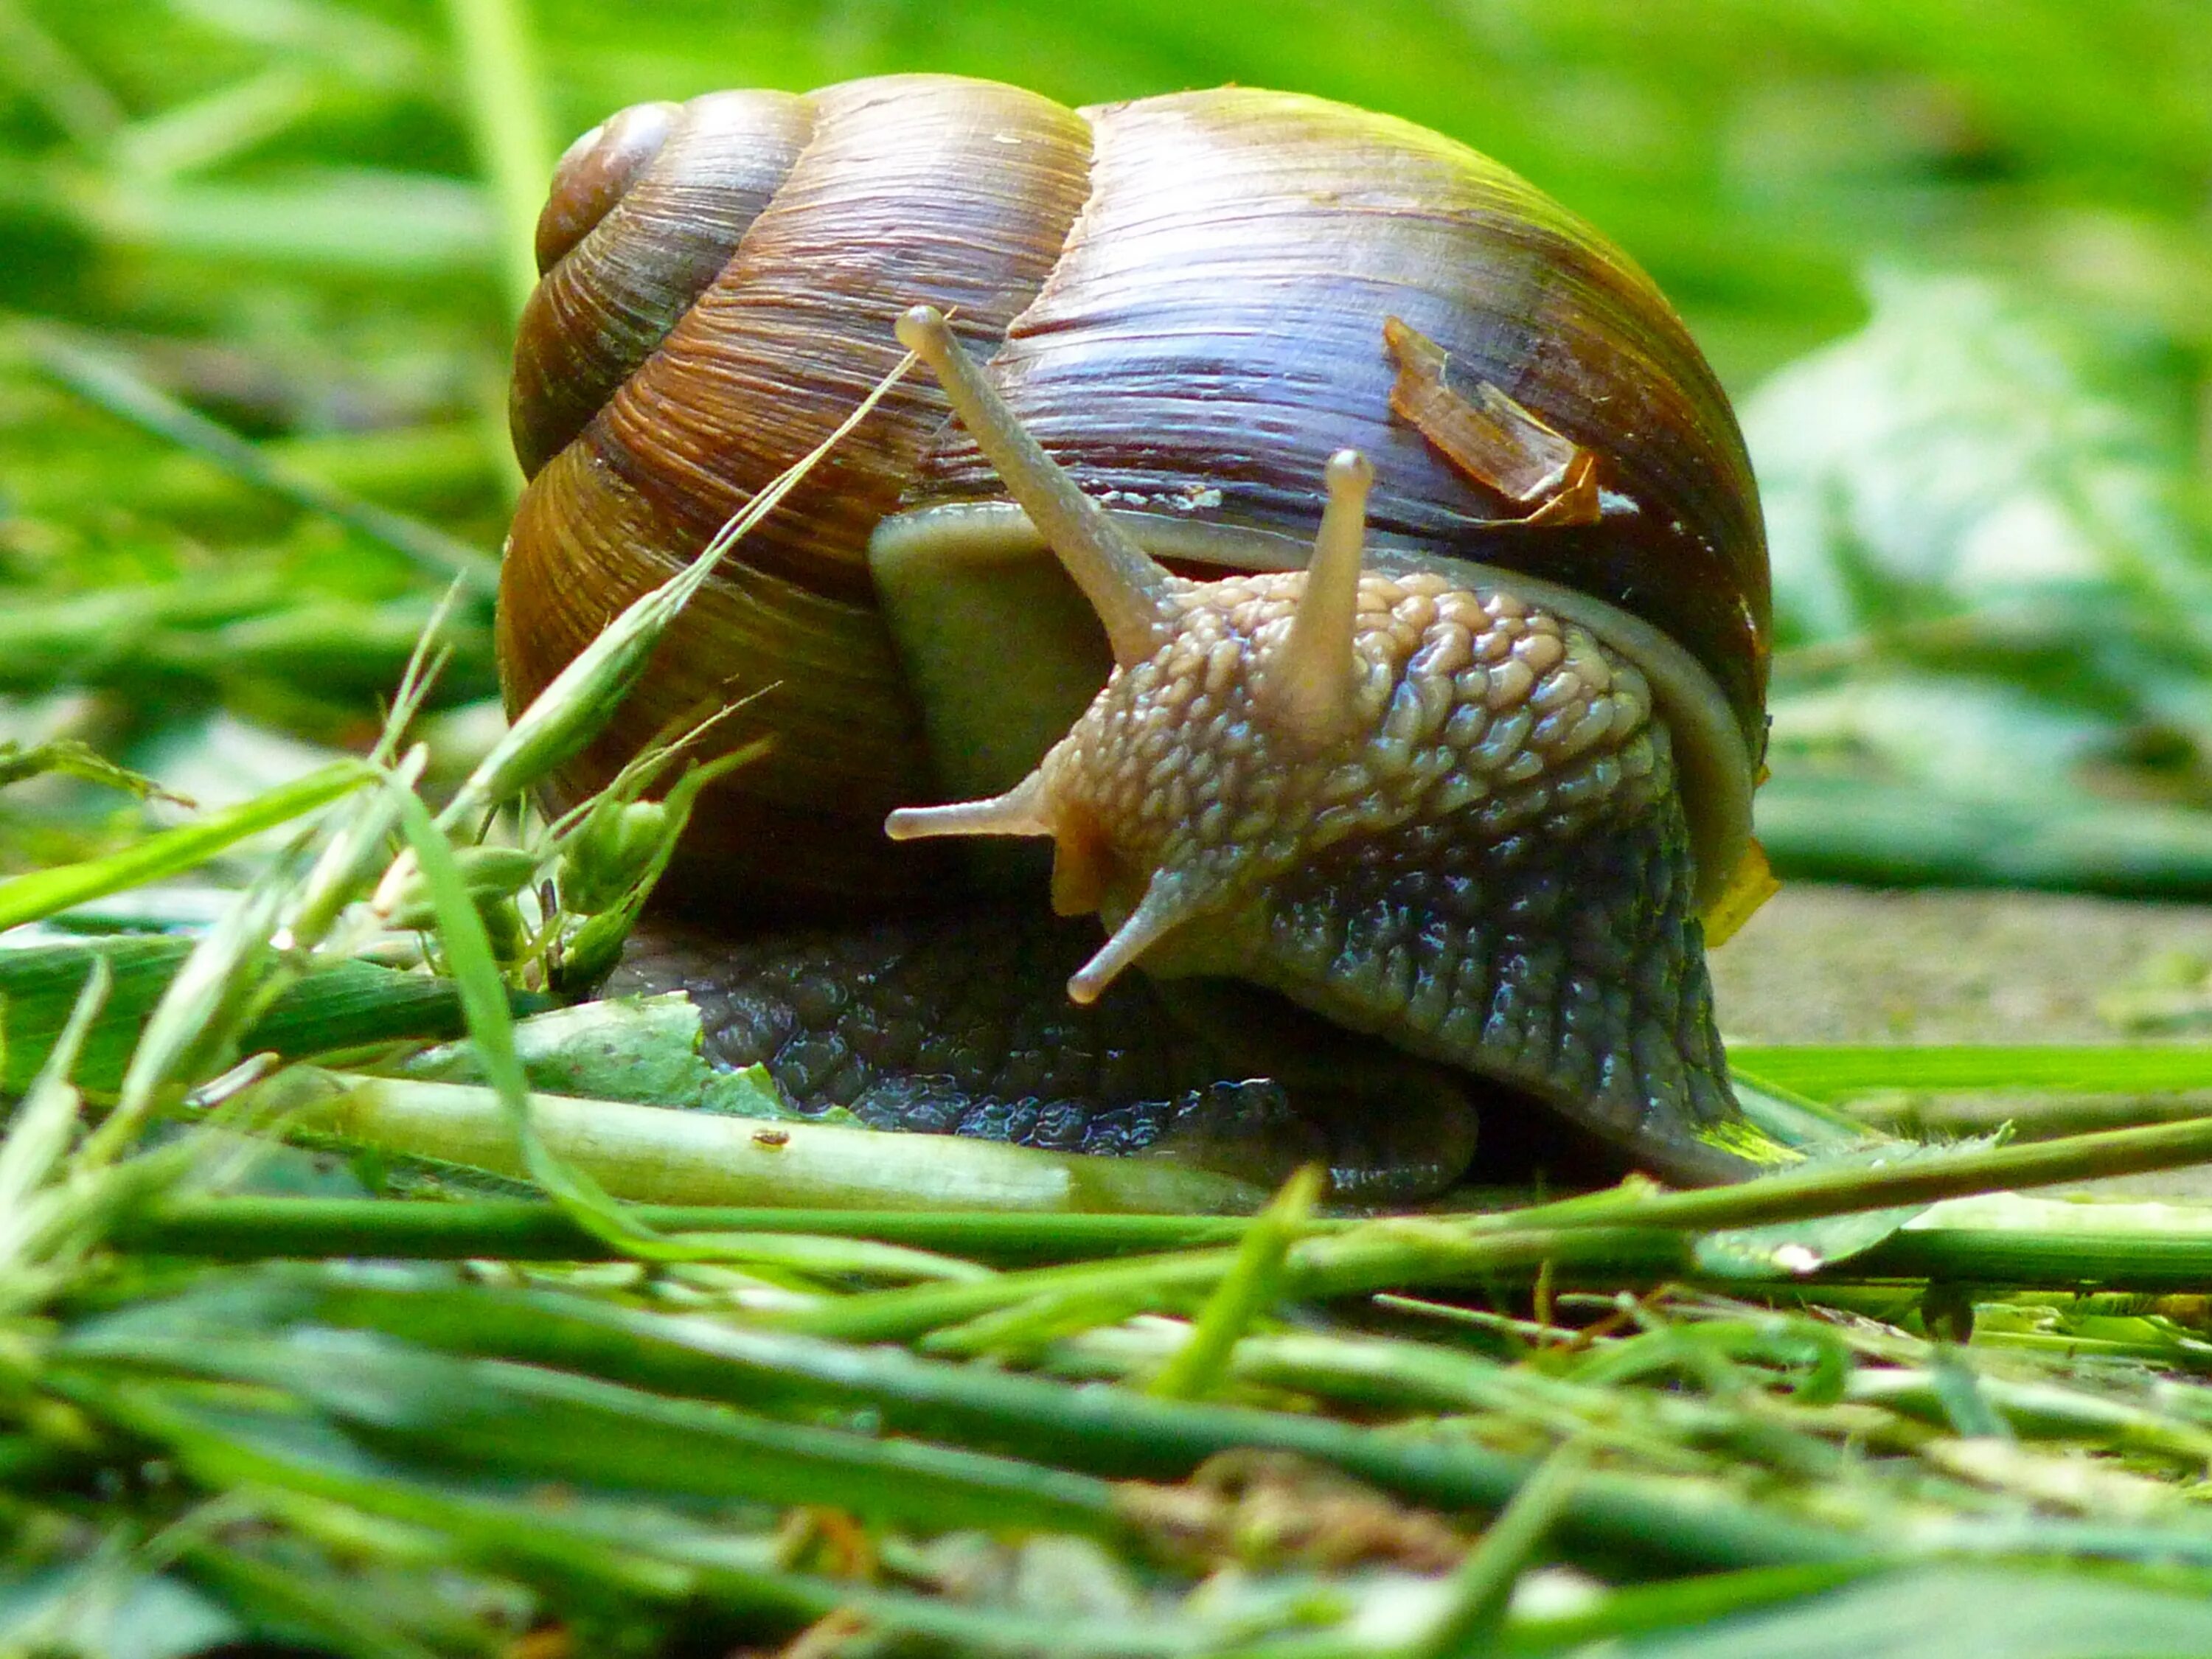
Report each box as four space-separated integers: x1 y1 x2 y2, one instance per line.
501 74 1775 1197
605 908 1487 1203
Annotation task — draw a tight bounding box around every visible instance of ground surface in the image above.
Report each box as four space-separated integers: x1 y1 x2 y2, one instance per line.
1713 883 2212 1045
1714 882 2212 1197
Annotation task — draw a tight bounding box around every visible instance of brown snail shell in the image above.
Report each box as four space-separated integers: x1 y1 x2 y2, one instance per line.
499 73 1767 913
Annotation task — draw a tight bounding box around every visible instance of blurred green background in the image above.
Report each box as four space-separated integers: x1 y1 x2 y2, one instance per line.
2 0 2210 891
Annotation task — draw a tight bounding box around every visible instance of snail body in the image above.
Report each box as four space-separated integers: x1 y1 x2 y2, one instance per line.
499 74 1776 1196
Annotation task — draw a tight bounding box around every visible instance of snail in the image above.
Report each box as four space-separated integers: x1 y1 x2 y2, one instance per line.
497 74 1776 1200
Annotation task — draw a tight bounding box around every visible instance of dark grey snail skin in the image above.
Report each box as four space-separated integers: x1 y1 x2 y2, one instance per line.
503 75 1780 1199
606 908 1485 1203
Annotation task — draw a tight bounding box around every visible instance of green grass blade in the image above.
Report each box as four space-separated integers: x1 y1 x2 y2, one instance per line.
20 327 500 595
106 1197 1260 1262
0 761 373 932
389 785 651 1254
284 1068 1271 1215
45 1372 1200 1655
135 1265 1863 1574
441 0 554 321
0 955 108 1211
1732 1045 2212 1100
1407 1443 1587 1659
60 1326 1124 1540
0 939 530 1096
1145 1165 1320 1400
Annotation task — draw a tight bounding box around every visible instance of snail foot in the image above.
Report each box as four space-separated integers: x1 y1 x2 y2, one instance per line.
605 905 1489 1200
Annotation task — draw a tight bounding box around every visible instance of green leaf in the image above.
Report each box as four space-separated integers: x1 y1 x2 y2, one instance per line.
0 1564 242 1659
1746 271 2212 881
1751 271 2212 659
1750 776 2212 898
394 992 796 1119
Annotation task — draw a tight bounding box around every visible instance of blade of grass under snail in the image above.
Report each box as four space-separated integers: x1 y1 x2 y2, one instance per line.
107 1193 2212 1298
111 1086 2212 1270
1483 1113 2212 1235
270 1066 1272 1217
745 1116 2212 1343
105 1194 1255 1261
18 325 501 597
1731 1043 2212 1099
112 1194 2212 1310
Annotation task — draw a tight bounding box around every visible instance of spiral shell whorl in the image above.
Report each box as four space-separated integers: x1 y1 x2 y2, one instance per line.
534 102 675 271
500 76 1095 903
512 92 811 481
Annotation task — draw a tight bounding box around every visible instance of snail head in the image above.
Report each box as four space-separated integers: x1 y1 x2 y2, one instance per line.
885 306 1667 1012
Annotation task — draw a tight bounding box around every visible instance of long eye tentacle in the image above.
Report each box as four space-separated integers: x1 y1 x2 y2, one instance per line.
895 305 1177 668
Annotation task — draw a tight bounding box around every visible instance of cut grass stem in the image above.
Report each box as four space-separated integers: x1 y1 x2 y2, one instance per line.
105 1200 2212 1293
265 1069 1271 1216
